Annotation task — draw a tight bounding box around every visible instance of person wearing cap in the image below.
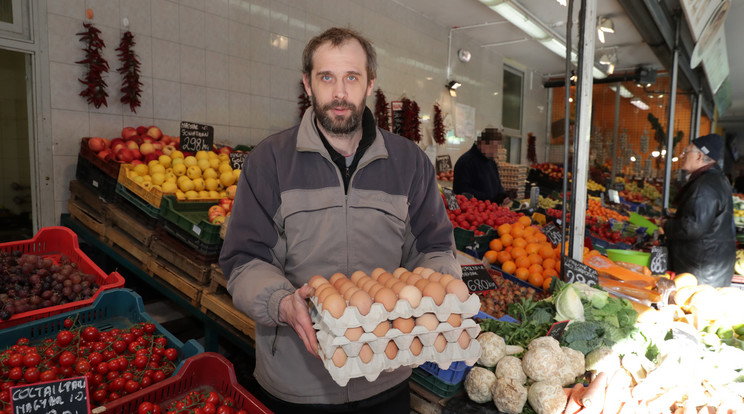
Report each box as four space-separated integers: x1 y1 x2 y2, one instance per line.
662 133 736 287
452 135 511 206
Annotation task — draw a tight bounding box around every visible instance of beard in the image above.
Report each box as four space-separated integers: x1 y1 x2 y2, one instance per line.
311 94 365 135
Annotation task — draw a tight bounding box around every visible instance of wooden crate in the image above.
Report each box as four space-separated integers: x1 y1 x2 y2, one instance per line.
148 258 203 306
104 226 151 269
409 381 447 414
105 202 156 247
150 230 214 285
200 289 255 341
69 180 109 217
208 263 227 293
67 197 106 238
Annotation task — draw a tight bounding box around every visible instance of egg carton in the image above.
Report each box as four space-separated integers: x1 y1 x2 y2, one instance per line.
309 293 480 336
315 318 481 358
318 332 482 387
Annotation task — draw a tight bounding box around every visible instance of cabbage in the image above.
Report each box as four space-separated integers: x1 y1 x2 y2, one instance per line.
573 283 610 309
554 284 585 322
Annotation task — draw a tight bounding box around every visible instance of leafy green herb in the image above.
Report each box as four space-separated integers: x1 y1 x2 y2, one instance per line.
479 298 555 349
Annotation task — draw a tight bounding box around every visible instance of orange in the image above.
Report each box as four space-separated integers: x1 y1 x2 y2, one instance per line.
542 258 556 271
505 246 513 253
525 235 539 244
528 263 544 275
528 273 544 287
512 238 527 249
535 232 548 243
484 250 499 264
515 267 530 280
554 259 561 272
525 243 540 255
543 268 559 279
515 256 531 269
528 253 543 265
496 251 512 264
510 226 525 239
523 226 536 236
539 244 555 259
510 247 527 259
500 234 514 247
502 260 516 274
542 276 553 290
518 216 532 227
497 223 512 236
489 238 503 252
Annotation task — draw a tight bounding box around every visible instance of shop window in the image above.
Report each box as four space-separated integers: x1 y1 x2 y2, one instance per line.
0 0 29 40
502 66 523 133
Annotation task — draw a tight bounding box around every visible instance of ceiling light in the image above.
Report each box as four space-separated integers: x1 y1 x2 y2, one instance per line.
609 85 634 98
554 0 567 5
630 156 636 162
672 157 678 162
598 16 615 33
488 2 549 39
630 97 650 110
458 49 472 63
597 29 606 44
652 150 660 157
447 80 461 97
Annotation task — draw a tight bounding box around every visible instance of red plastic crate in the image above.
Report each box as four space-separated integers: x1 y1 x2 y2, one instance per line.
0 226 125 329
101 352 272 413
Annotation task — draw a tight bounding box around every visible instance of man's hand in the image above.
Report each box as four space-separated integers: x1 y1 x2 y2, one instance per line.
279 285 319 358
501 197 512 208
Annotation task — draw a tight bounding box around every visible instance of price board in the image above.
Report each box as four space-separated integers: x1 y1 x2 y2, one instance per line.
614 182 625 191
11 377 89 414
547 320 570 340
541 222 563 247
564 257 599 287
229 151 248 170
649 245 668 274
436 155 453 173
461 264 497 293
179 121 214 152
441 187 460 211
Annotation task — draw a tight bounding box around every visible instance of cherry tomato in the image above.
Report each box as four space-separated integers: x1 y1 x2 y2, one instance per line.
6 354 22 368
92 389 107 402
112 340 127 354
95 362 109 375
216 405 234 414
108 377 126 392
16 338 29 346
203 402 216 414
74 359 91 374
124 379 140 394
39 370 56 382
138 402 157 414
140 375 152 388
121 333 135 344
23 367 40 383
164 348 178 362
8 367 23 381
152 370 166 383
142 323 156 335
88 352 103 367
82 326 100 342
206 391 221 406
62 318 74 328
22 353 41 368
133 355 148 369
130 327 144 338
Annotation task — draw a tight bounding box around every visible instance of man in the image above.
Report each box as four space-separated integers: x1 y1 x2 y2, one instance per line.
452 132 511 205
662 133 735 287
220 27 459 413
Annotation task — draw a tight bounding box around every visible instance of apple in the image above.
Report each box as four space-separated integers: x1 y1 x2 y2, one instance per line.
208 205 226 221
110 138 125 152
121 127 137 140
116 148 134 163
130 148 142 160
161 135 173 145
140 142 155 156
218 146 232 155
147 126 163 140
136 126 147 135
96 149 112 161
126 140 139 150
218 198 233 213
162 144 176 156
152 141 163 151
131 159 144 166
144 153 159 164
154 149 163 158
210 215 225 225
226 184 237 199
88 137 106 152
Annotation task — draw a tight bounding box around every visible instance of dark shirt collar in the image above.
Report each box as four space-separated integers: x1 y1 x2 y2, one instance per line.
317 107 376 164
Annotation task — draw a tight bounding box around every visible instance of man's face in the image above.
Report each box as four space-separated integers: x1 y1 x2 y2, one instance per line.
679 144 701 173
303 39 375 136
478 140 500 159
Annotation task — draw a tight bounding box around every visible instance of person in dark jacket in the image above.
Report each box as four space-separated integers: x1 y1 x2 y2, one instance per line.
662 133 735 287
452 135 511 205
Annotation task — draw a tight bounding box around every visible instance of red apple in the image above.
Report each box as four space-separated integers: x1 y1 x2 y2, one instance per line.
116 148 134 163
218 198 233 213
130 148 142 160
161 135 173 145
110 138 125 153
126 140 139 150
147 126 163 140
152 141 163 151
96 149 112 161
144 153 159 164
88 137 106 152
162 144 176 156
208 205 226 221
226 185 237 199
154 150 163 157
136 126 147 135
210 215 226 225
131 159 144 166
140 142 155 156
121 127 137 140
218 146 232 155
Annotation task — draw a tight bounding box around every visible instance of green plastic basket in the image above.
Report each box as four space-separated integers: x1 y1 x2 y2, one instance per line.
606 248 650 267
159 195 222 245
629 212 659 236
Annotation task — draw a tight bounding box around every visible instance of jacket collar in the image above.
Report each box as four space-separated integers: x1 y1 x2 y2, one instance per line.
470 143 488 161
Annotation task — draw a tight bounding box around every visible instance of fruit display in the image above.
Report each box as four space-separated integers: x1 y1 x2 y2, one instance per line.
588 221 637 246
537 196 561 210
137 390 249 414
309 267 479 386
437 169 454 181
531 163 567 183
445 194 525 231
586 179 605 192
87 126 179 165
205 185 237 225
733 195 744 228
587 199 628 222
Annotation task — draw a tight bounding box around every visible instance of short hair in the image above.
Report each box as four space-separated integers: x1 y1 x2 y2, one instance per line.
302 27 377 82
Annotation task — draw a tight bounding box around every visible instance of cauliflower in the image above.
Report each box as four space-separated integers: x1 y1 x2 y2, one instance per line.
491 377 528 414
522 337 566 382
477 332 506 368
527 380 568 414
558 346 586 386
464 367 497 404
495 355 527 384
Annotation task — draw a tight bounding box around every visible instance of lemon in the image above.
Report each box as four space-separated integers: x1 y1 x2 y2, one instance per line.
171 151 185 159
162 181 178 193
151 173 166 186
133 164 149 176
202 168 218 180
158 155 172 168
173 163 187 177
176 190 186 200
232 169 241 181
207 151 218 160
218 153 229 163
133 175 145 184
179 178 195 192
165 172 177 182
195 150 209 160
142 175 152 182
218 163 233 174
205 177 219 191
208 190 221 198
149 164 166 175
209 158 221 170
192 178 205 192
219 171 237 187
187 165 202 180
172 158 184 166
148 160 160 169
185 190 199 199
184 156 198 167
198 190 210 199
197 158 211 172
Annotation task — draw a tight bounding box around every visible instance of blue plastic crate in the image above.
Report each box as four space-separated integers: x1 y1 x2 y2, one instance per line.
476 311 519 324
411 367 463 398
419 360 473 385
0 288 203 372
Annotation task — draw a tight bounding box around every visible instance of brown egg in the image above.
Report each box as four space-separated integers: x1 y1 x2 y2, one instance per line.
358 277 374 291
349 290 373 315
322 294 346 318
458 330 471 349
392 267 408 278
338 280 357 297
391 281 407 295
419 268 435 278
316 285 338 303
383 277 399 289
438 274 455 287
350 270 368 284
409 337 424 356
374 287 397 312
345 326 364 341
428 272 444 283
398 285 422 308
314 283 333 298
422 281 447 305
367 283 384 297
329 273 347 286
412 267 426 275
373 321 391 337
359 343 374 364
446 313 462 327
384 341 398 360
331 347 347 367
445 279 470 302
415 313 439 331
370 268 386 280
308 275 329 289
392 317 415 333
332 277 350 291
406 273 423 286
414 278 429 291
398 271 414 283
342 286 360 301
377 272 394 286
433 334 447 352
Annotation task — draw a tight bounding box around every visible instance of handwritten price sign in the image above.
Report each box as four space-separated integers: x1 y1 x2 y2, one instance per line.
649 245 668 274
11 377 90 414
180 121 214 152
542 222 563 247
461 264 497 293
564 257 599 287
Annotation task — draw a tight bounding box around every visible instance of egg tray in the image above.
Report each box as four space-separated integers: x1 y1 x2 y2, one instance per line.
309 293 481 336
318 328 481 387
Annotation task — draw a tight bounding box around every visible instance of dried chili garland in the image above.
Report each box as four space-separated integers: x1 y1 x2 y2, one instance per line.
116 31 142 113
374 88 390 131
76 22 109 108
433 103 446 145
399 98 421 143
298 81 311 120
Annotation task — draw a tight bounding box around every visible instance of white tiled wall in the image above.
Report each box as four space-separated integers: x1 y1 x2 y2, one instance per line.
47 0 549 220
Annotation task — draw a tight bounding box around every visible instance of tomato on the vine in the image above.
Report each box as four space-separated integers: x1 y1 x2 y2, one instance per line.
92 389 107 402
112 340 127 354
22 352 40 368
142 323 156 334
81 326 100 342
74 359 90 374
206 391 221 405
124 379 140 394
164 348 178 362
8 367 22 381
39 369 56 382
56 330 74 347
62 318 74 328
23 367 40 383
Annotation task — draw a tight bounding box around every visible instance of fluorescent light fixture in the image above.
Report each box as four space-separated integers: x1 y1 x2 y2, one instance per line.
609 85 633 98
630 97 649 110
539 37 576 61
661 149 666 156
447 80 461 90
489 2 549 40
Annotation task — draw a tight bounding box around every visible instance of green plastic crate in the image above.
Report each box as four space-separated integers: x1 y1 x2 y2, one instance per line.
159 195 222 246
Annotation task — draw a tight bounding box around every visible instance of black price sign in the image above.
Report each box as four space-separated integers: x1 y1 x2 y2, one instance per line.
542 222 563 247
180 121 214 152
547 320 569 340
11 377 89 414
614 182 625 191
461 264 497 293
229 152 248 170
649 245 668 274
436 155 453 173
391 101 403 136
564 257 599 287
442 187 460 211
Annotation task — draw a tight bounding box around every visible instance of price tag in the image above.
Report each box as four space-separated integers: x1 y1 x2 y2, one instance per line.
542 222 563 247
92 180 99 188
564 257 599 287
614 182 625 191
649 245 668 274
442 187 460 211
192 224 202 236
607 189 620 204
547 320 570 340
11 377 90 414
460 264 497 293
529 186 540 209
436 155 452 173
179 121 214 152
229 152 248 170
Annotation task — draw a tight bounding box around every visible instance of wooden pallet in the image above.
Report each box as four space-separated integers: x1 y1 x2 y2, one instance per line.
67 197 106 238
208 263 227 293
147 258 203 306
69 180 109 217
409 381 448 414
105 202 156 247
104 225 151 269
149 233 213 285
200 289 255 341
